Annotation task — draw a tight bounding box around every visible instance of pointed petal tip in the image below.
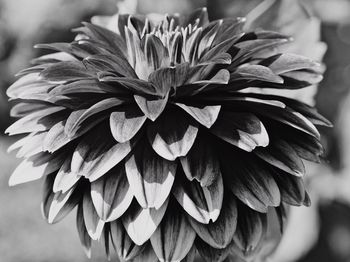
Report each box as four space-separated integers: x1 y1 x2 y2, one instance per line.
8 176 18 187
88 220 105 241
84 248 92 259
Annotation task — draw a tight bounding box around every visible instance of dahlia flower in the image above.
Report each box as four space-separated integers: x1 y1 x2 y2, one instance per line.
6 7 331 262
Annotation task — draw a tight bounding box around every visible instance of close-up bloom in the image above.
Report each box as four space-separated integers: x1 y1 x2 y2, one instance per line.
6 7 331 262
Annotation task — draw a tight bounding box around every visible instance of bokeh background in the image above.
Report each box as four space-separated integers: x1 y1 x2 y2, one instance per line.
1 0 350 261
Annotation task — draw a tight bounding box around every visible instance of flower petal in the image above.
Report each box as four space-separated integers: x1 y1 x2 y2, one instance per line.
144 34 168 72
99 76 158 96
10 101 49 118
262 53 321 75
147 108 199 161
132 243 159 262
9 152 65 186
220 148 281 213
233 204 267 256
273 173 306 206
176 104 221 128
80 22 127 54
122 199 168 246
83 190 105 240
196 238 231 262
53 156 81 193
134 94 168 122
84 54 137 78
40 61 93 82
173 171 223 224
110 220 145 260
210 112 269 152
212 17 245 46
255 139 305 177
76 203 92 258
71 125 135 182
67 98 124 136
49 79 127 96
10 132 46 158
34 42 91 59
43 116 105 153
180 132 220 187
125 140 177 209
110 105 147 143
6 106 66 135
151 203 196 262
237 93 332 127
148 64 189 96
230 64 284 83
48 184 81 224
189 195 237 248
91 164 133 221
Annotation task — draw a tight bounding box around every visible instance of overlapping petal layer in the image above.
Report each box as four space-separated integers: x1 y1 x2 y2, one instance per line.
6 7 330 262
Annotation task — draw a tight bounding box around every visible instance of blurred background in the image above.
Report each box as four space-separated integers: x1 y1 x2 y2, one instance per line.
0 0 350 261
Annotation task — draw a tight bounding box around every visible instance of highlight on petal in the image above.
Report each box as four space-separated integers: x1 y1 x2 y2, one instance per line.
6 106 66 136
9 152 65 186
48 184 80 224
125 139 177 209
147 108 199 161
180 132 220 187
109 104 147 143
273 173 306 206
122 199 168 246
71 124 134 182
173 170 224 224
9 132 46 158
91 164 133 221
110 220 145 260
53 156 81 193
189 194 237 249
4 6 329 262
176 104 221 129
211 111 269 152
134 94 168 122
67 97 124 135
43 117 105 153
83 190 105 240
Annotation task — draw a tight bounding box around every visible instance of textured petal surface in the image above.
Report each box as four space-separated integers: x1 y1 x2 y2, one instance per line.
125 140 177 209
110 220 145 260
83 191 105 240
9 152 65 186
91 164 133 221
109 105 147 143
173 171 224 224
189 195 237 248
122 199 168 245
147 108 199 161
151 203 196 262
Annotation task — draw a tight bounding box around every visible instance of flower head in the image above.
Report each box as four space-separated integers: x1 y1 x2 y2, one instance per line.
6 8 331 262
